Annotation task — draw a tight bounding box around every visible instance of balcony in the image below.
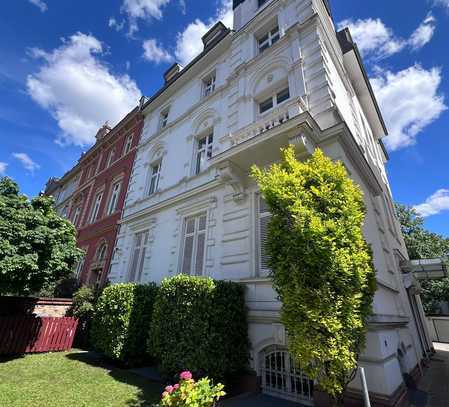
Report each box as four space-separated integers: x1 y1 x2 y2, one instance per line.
220 97 308 148
213 100 318 169
211 100 320 201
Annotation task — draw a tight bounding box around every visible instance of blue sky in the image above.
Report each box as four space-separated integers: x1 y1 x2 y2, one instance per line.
1 0 449 236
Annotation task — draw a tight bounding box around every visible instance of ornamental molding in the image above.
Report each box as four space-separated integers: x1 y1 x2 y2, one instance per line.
215 161 247 202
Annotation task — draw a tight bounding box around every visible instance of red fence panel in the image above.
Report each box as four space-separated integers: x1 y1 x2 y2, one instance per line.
0 316 78 355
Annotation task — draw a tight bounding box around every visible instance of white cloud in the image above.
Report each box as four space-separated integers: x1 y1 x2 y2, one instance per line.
0 162 7 175
143 39 174 63
338 14 436 60
139 0 233 67
29 0 48 13
371 65 446 151
174 0 233 66
179 0 186 14
337 18 406 60
27 32 141 147
410 13 436 50
109 17 125 32
12 153 40 174
434 0 449 10
120 0 171 35
414 189 449 217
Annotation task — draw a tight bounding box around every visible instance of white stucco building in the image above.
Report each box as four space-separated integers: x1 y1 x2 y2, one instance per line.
108 0 432 404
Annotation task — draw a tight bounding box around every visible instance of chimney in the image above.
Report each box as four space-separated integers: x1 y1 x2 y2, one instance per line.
164 63 183 84
95 122 112 141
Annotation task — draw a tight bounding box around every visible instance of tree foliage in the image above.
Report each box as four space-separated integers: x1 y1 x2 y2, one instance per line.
395 203 449 260
395 204 449 314
251 147 376 397
420 277 449 314
0 177 82 296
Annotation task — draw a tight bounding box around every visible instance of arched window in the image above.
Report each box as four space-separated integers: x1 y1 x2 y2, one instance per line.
96 243 108 263
260 346 313 404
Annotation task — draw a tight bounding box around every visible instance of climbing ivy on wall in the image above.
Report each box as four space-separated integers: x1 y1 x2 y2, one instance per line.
251 147 376 398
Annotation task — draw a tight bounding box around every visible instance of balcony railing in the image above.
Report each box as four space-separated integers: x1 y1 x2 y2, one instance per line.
221 97 307 147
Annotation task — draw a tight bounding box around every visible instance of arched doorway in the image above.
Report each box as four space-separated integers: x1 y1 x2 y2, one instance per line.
260 346 314 404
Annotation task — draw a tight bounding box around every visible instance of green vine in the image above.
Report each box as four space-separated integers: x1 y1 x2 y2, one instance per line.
251 147 376 398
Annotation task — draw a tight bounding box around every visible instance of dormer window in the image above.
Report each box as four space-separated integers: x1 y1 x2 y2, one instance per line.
160 108 170 130
203 72 216 97
259 87 290 114
258 25 280 53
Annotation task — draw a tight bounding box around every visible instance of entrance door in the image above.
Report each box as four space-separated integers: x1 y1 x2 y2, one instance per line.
260 347 314 404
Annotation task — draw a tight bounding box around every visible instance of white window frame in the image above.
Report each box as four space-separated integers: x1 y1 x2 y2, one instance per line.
148 161 162 196
180 213 208 276
74 255 85 278
61 205 69 218
72 206 81 226
107 148 116 168
123 134 133 155
203 72 216 97
89 192 103 223
107 181 121 215
159 107 170 130
256 194 271 276
258 25 280 53
195 133 214 175
128 230 150 282
97 243 108 263
258 86 290 115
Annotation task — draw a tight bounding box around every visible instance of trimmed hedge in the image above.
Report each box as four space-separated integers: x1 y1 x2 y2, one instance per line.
150 275 249 381
91 283 158 366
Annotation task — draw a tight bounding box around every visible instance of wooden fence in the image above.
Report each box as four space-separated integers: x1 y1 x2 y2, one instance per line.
0 316 78 355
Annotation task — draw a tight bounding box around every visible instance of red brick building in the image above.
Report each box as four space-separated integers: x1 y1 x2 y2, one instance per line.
47 107 143 288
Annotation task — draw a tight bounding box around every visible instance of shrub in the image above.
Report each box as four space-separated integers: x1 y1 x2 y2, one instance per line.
91 283 158 365
150 274 249 382
159 371 225 407
68 286 96 349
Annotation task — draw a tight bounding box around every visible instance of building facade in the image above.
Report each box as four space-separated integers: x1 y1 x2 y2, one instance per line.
107 0 431 405
46 108 143 288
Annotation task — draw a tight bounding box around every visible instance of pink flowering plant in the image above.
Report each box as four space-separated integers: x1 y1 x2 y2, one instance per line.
159 371 225 407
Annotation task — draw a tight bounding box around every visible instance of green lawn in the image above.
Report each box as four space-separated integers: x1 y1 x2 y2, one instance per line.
0 350 162 407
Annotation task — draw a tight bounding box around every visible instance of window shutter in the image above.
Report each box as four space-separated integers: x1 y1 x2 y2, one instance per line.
137 247 146 281
128 231 149 282
182 235 194 274
258 195 271 274
259 214 271 270
181 214 207 275
195 232 206 275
